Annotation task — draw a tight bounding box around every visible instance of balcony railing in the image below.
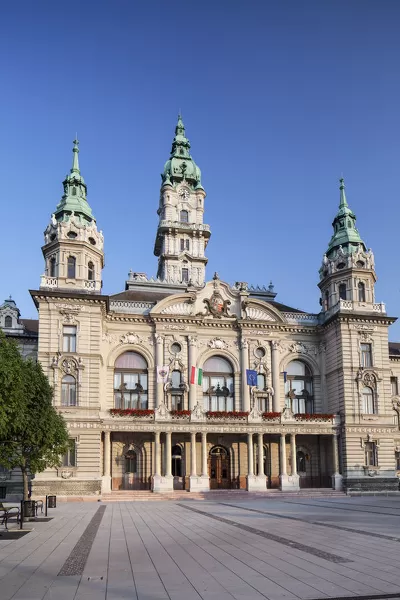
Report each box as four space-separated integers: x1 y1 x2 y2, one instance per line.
158 220 211 233
325 299 386 320
40 275 58 289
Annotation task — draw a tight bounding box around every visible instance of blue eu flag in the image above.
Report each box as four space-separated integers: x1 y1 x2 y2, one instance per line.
246 369 258 386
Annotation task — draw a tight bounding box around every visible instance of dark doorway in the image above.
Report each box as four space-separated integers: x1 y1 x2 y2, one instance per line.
209 446 231 489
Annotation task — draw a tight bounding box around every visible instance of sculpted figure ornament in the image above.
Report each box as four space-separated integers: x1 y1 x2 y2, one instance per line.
208 337 228 350
120 332 142 345
191 401 206 422
155 402 170 421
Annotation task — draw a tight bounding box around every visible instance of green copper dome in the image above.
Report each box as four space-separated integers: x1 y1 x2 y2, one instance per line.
326 178 365 258
53 139 95 224
162 116 202 188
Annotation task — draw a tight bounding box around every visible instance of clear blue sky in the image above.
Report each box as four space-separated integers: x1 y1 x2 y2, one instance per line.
1 1 400 338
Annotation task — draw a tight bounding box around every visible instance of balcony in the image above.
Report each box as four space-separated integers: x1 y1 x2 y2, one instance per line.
40 275 58 289
325 299 386 321
158 220 211 233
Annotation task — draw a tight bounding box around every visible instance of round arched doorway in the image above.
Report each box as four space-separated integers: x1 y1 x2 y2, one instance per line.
208 445 231 489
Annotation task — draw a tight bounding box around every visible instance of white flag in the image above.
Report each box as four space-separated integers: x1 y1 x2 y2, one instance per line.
157 365 170 383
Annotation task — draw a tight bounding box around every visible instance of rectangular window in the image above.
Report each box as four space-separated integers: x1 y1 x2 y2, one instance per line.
365 442 377 467
62 439 76 467
396 451 400 471
360 343 372 368
0 487 6 499
391 377 398 396
180 239 184 251
182 268 189 283
185 239 190 251
171 395 183 410
63 326 77 352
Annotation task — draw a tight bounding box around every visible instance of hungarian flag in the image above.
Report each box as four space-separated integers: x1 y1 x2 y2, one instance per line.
190 366 203 385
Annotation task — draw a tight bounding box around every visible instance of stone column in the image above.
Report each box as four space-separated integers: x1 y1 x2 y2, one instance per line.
240 339 251 412
247 433 254 477
201 432 208 477
165 431 172 477
332 434 343 490
190 432 197 476
280 432 300 491
188 337 197 410
155 334 164 409
152 430 173 491
258 432 264 477
155 431 161 476
271 341 281 412
290 433 297 476
101 431 111 493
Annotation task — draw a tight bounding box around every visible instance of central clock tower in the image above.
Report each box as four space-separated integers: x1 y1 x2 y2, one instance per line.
153 116 211 286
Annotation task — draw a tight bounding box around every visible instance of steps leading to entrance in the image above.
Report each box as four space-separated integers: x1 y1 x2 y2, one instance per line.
101 489 345 502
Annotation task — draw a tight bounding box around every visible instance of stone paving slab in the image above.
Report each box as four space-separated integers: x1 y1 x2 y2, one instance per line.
1 497 400 599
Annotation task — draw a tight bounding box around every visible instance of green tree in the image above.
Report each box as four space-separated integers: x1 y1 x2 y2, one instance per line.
0 332 70 499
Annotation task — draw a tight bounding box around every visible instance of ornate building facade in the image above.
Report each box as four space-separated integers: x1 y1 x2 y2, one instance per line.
18 116 400 498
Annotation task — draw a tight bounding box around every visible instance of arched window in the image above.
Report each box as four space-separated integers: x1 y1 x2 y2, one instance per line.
203 356 234 412
125 450 137 473
180 210 189 223
358 282 366 302
339 283 347 300
296 451 307 473
67 256 76 278
4 315 12 328
49 257 56 277
114 352 148 409
285 360 313 414
172 445 182 477
88 261 94 281
61 375 77 406
362 386 375 414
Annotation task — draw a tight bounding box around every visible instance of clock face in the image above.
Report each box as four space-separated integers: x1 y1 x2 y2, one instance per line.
179 188 190 200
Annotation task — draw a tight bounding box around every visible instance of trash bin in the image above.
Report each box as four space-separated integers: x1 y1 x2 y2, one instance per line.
23 500 36 518
47 495 56 508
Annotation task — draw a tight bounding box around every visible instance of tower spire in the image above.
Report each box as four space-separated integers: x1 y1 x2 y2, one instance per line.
339 177 348 208
325 178 365 258
53 138 94 224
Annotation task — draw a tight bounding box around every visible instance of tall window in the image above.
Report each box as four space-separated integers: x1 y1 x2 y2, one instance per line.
358 282 366 302
202 356 234 411
256 373 270 412
63 326 77 352
362 386 374 414
324 290 329 311
67 256 76 278
88 261 94 281
296 451 307 473
114 352 148 409
180 210 188 223
396 451 400 471
285 361 313 414
62 439 76 467
49 257 56 277
365 441 377 467
338 283 347 300
391 376 399 396
180 239 185 251
360 343 372 368
4 315 12 328
171 370 183 410
61 375 77 406
182 268 189 283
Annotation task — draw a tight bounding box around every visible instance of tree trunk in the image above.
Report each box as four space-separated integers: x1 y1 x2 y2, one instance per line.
21 465 29 501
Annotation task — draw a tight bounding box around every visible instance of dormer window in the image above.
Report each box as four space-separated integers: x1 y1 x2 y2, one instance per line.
4 316 12 328
72 187 77 196
67 256 76 278
180 210 189 223
67 231 77 239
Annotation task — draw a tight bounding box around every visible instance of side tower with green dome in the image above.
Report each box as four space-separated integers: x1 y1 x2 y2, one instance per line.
153 116 211 286
318 178 377 317
40 139 104 293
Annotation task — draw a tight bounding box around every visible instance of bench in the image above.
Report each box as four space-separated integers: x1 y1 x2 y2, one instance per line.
0 502 21 530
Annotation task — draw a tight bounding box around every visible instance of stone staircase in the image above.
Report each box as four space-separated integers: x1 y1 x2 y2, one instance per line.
101 489 346 502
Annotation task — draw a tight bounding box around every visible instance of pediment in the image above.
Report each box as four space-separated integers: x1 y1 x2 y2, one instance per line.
150 293 196 316
241 299 284 323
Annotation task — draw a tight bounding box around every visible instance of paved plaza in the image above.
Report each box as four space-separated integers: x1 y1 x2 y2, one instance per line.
1 495 400 600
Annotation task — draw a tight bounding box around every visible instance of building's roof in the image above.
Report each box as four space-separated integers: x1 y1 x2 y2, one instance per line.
110 290 172 303
269 300 309 315
389 342 400 356
21 319 39 335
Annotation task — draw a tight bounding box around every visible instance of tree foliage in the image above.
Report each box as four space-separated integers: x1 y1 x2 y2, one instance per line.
0 331 70 498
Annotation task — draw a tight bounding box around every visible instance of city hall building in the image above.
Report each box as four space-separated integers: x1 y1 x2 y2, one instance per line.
3 117 400 498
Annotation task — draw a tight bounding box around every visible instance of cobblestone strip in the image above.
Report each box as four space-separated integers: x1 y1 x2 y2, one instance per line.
219 502 400 543
58 505 106 576
178 504 351 565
